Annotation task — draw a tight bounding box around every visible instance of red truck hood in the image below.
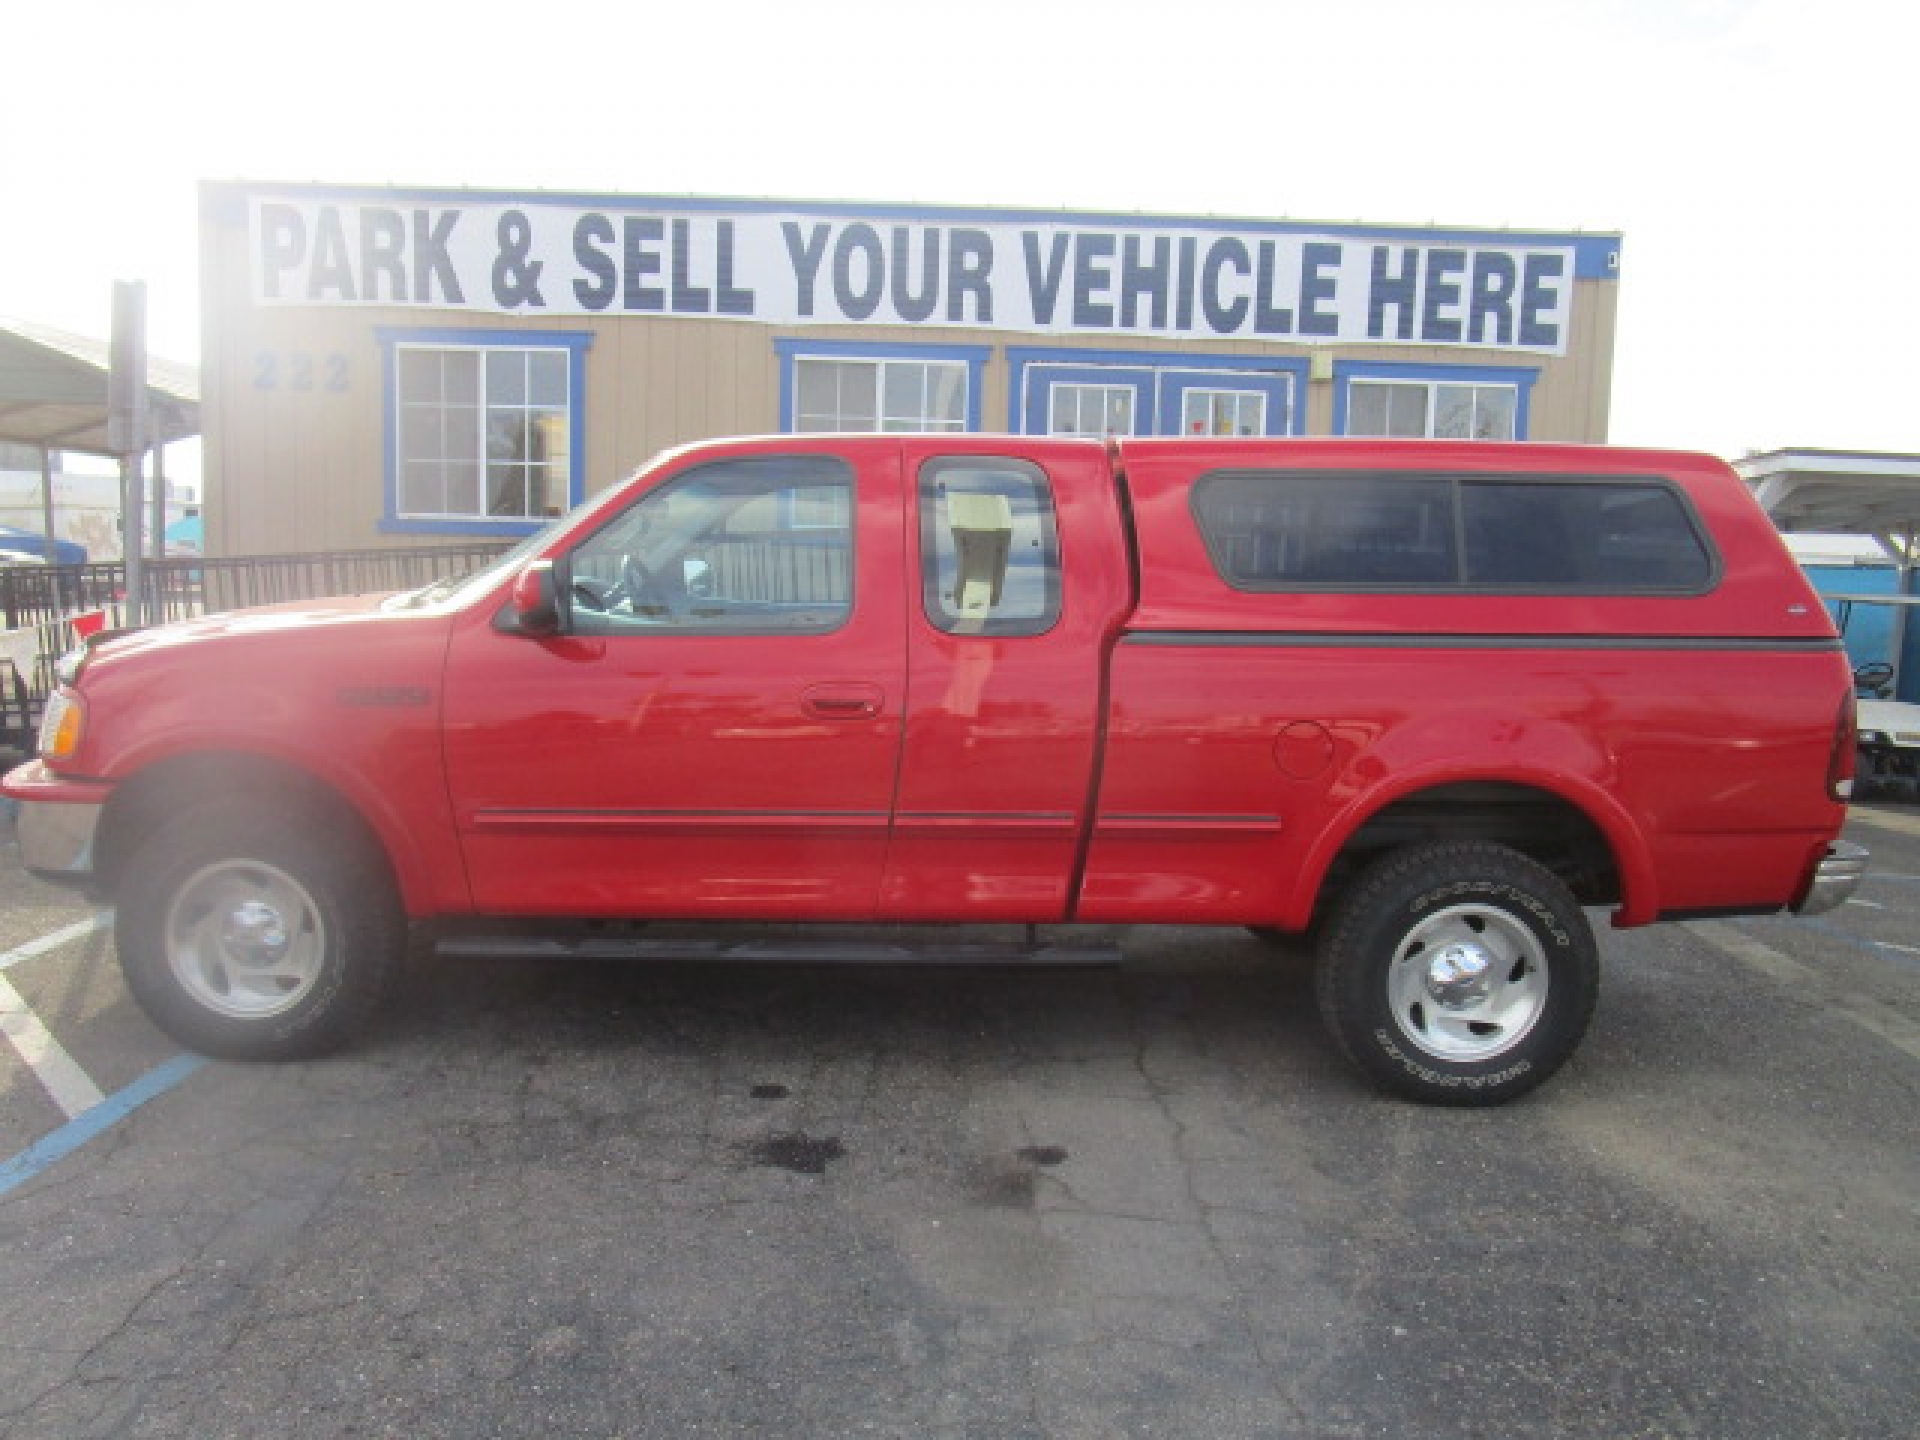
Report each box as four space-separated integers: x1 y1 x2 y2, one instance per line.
87 592 414 662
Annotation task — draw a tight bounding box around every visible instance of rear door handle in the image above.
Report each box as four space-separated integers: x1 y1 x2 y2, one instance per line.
802 683 885 720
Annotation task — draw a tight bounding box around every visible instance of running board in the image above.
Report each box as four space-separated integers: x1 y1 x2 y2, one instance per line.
434 929 1122 968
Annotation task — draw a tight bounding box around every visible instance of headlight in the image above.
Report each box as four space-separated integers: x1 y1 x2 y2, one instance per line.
37 689 85 762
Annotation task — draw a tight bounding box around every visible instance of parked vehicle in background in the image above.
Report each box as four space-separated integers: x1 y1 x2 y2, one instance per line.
2 436 1865 1105
1848 659 1920 799
0 525 86 565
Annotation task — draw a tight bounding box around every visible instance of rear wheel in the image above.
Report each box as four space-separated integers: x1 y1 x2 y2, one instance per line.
115 804 404 1060
1315 842 1598 1105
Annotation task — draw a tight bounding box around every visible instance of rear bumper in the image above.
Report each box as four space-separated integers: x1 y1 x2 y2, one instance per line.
4 760 110 888
1793 840 1868 917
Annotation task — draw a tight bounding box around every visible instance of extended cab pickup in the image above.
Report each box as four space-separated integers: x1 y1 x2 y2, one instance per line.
4 436 1866 1103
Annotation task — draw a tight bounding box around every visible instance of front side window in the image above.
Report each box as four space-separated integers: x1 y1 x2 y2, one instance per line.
568 456 853 635
794 357 967 432
1347 380 1518 440
396 344 572 520
919 458 1062 636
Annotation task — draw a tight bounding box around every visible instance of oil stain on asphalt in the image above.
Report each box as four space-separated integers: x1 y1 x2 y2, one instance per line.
749 1131 845 1175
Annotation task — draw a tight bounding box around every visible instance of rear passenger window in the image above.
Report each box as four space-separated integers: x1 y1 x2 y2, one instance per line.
1192 470 1716 593
919 458 1062 636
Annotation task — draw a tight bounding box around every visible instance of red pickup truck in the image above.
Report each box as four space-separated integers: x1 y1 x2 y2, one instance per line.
4 435 1864 1103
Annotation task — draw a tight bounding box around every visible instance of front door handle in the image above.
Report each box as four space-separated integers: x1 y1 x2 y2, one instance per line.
802 683 885 720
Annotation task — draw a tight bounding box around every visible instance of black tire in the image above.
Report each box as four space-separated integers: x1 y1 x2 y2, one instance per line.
115 803 405 1060
1314 842 1598 1106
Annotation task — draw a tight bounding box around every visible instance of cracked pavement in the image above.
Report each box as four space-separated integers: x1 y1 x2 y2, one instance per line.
0 815 1916 1438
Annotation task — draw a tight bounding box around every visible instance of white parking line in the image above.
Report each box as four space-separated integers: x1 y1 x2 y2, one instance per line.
0 912 209 1198
1689 920 1920 1066
1848 807 1920 839
0 912 112 973
0 912 114 1119
0 973 107 1118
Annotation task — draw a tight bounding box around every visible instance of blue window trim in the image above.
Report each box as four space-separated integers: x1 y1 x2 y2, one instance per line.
1332 360 1540 439
1006 347 1309 436
775 339 990 432
377 327 593 537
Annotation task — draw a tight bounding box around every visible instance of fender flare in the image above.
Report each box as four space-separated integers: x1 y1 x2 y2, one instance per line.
97 740 454 917
1284 764 1661 929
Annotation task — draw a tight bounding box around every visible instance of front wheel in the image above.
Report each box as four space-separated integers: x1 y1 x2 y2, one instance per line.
1315 843 1599 1106
115 805 405 1060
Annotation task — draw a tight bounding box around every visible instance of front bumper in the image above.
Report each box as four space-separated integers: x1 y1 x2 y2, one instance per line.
4 760 110 887
1793 840 1869 917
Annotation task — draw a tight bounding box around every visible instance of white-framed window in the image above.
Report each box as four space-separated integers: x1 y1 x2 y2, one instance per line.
396 344 572 520
1011 351 1302 438
1050 384 1135 436
1347 380 1518 440
793 357 967 432
1182 388 1267 437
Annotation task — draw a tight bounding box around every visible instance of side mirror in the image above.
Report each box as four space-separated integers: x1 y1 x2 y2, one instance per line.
505 559 562 637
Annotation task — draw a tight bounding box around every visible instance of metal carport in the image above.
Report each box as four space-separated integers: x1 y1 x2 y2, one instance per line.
1740 448 1920 697
0 316 199 556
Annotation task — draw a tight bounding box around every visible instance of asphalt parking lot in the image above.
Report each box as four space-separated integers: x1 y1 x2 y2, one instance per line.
0 809 1915 1440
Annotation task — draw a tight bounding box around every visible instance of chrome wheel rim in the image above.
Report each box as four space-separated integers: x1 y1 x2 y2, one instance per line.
1385 903 1549 1062
164 859 327 1019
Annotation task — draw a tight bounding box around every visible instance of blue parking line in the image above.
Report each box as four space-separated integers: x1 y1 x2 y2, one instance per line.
0 1054 205 1198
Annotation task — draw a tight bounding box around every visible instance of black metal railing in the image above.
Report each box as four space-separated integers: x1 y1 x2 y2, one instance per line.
1 543 510 752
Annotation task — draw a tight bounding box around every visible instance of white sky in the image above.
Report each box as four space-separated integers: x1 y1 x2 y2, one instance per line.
5 0 1917 480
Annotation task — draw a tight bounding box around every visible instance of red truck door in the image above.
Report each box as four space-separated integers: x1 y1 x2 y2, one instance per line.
441 442 908 919
878 440 1133 921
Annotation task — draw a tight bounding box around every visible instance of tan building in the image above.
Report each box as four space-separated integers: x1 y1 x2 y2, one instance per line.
199 183 1621 556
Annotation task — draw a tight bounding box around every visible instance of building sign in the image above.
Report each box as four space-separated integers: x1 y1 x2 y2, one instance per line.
250 198 1585 354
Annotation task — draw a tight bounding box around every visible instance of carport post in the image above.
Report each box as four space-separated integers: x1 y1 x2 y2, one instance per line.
1899 555 1917 703
108 282 148 627
36 445 56 562
150 440 167 576
1874 529 1918 700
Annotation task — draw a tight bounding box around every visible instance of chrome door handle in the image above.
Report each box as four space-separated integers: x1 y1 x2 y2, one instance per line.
802 684 884 720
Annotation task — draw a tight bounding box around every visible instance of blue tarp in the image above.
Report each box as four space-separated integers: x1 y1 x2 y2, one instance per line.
1803 563 1920 701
